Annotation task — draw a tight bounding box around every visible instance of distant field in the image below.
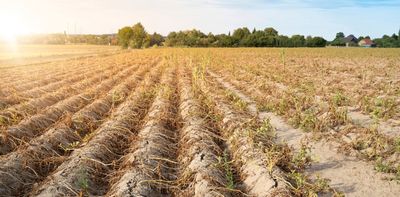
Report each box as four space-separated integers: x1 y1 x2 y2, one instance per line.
0 48 399 196
0 44 120 67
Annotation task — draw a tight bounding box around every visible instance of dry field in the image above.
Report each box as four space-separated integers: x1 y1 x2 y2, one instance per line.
0 47 399 197
0 44 120 68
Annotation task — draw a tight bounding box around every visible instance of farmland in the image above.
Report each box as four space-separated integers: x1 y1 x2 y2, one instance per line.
0 47 399 196
0 44 120 68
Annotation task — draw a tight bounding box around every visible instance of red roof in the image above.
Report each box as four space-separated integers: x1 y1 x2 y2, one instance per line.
360 38 374 45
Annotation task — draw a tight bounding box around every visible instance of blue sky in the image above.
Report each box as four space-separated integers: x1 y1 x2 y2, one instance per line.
1 0 399 40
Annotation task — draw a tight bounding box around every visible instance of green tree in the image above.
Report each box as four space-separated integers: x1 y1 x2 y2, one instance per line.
391 33 398 40
398 28 400 40
143 34 152 48
164 29 209 47
149 32 164 46
291 35 306 47
165 31 178 46
213 34 234 47
336 32 345 39
276 35 290 47
206 33 216 46
121 24 332 48
306 36 327 47
264 27 278 36
232 27 251 46
331 32 346 46
117 26 133 48
374 34 399 47
130 23 147 48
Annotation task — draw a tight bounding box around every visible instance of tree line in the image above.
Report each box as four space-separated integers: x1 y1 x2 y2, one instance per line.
119 23 400 48
329 31 400 47
13 22 399 48
118 23 326 48
373 32 400 48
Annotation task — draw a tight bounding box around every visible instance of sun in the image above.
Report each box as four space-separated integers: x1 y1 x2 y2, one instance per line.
0 12 27 45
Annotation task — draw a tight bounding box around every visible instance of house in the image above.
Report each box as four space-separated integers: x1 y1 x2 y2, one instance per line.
342 34 358 47
359 38 376 47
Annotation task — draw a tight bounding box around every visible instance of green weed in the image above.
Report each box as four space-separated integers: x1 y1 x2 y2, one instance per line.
59 141 80 152
395 138 400 153
217 150 235 189
292 143 312 170
375 158 392 173
76 168 89 193
332 92 349 107
225 90 247 111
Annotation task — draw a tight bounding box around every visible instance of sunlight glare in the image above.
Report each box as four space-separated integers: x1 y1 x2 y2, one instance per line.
0 11 27 47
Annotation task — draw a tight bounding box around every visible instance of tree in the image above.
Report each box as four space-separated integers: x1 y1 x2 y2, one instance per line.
336 32 345 39
130 23 147 48
264 27 278 36
213 34 234 47
331 32 346 46
306 36 327 47
276 35 290 47
164 29 210 47
264 36 276 47
232 27 251 46
291 35 306 47
374 34 400 48
241 31 263 47
143 34 152 48
117 26 133 48
117 23 332 48
391 33 398 40
206 33 216 46
165 31 178 46
149 32 164 46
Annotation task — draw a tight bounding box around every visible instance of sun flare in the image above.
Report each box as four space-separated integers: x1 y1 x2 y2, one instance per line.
0 12 28 45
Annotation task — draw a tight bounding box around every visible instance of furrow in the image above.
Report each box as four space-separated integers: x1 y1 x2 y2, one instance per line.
71 63 152 136
0 55 121 92
30 64 163 196
107 65 177 197
0 61 87 91
0 63 113 109
0 63 154 196
0 63 126 128
210 67 400 138
199 76 291 197
0 60 99 97
175 66 232 197
1 53 149 98
208 71 400 197
0 65 137 155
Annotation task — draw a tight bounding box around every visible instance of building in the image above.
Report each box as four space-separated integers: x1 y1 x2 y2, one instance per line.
342 34 358 47
358 38 376 47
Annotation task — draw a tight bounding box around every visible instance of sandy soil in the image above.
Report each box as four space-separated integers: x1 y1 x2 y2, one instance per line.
210 71 400 197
